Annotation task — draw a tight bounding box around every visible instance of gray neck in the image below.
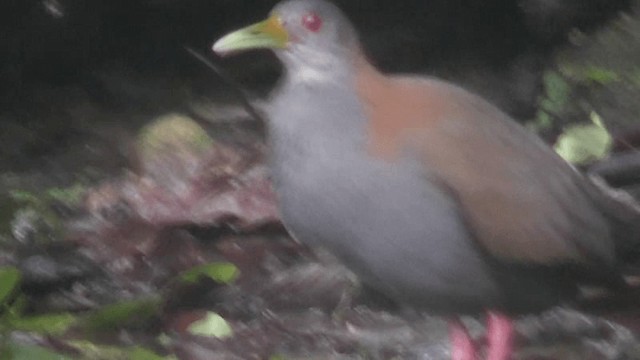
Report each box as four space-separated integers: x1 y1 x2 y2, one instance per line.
275 45 361 88
268 68 366 157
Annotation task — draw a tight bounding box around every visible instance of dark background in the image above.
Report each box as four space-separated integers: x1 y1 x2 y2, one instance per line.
0 0 631 117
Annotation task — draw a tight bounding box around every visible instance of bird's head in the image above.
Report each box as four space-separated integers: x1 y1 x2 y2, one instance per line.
213 0 361 80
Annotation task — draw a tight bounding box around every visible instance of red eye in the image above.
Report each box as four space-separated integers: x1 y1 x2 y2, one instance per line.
301 12 322 32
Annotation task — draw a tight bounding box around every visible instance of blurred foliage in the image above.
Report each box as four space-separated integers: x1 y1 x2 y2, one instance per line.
7 191 65 245
177 263 243 340
137 113 214 161
0 266 169 358
531 4 640 164
10 182 87 210
180 262 239 284
5 313 77 336
0 343 72 360
560 65 621 85
531 71 571 131
555 112 612 164
7 183 88 245
0 267 75 358
187 312 233 339
551 9 640 134
0 193 20 239
0 216 241 358
0 268 20 305
45 184 87 207
69 342 175 360
79 297 161 332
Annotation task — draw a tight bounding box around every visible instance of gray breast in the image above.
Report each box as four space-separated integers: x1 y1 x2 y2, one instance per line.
266 79 503 311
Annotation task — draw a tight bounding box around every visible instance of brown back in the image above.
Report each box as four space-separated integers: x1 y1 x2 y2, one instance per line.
355 62 615 265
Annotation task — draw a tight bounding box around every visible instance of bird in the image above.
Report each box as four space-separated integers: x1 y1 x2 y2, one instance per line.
212 1 639 359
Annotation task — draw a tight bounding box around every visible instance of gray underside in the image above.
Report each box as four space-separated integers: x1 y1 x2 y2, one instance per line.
267 74 589 314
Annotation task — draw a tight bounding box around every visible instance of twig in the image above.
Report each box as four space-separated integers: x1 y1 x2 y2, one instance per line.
588 151 640 187
184 46 266 124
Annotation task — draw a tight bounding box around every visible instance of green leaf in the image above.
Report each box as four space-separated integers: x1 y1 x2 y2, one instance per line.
46 184 87 207
1 342 71 360
0 267 21 305
8 313 77 335
80 297 161 331
541 72 570 113
560 64 620 85
130 347 177 360
156 333 173 347
8 191 39 206
554 112 612 164
187 312 233 338
70 341 176 360
584 67 619 85
180 262 239 284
